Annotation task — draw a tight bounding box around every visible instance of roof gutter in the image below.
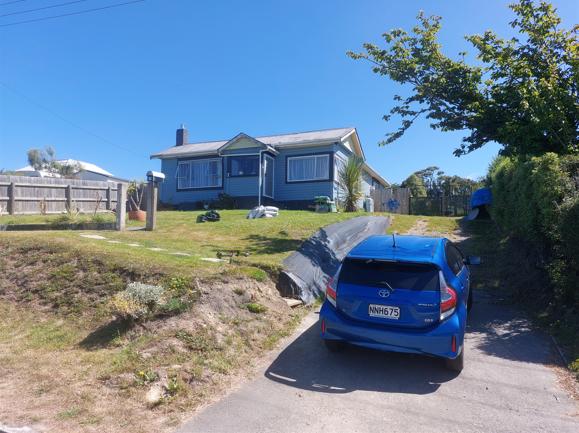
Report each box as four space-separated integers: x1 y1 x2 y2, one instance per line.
150 151 220 160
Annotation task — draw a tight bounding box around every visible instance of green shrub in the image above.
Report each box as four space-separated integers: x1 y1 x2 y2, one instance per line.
165 276 192 297
488 153 579 365
489 153 572 244
160 276 199 316
160 297 190 315
245 303 267 314
90 214 107 224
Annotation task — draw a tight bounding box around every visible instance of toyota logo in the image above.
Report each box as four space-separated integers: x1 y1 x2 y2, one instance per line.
378 289 391 298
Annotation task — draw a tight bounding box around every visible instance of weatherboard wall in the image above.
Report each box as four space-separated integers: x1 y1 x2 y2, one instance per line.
160 143 354 208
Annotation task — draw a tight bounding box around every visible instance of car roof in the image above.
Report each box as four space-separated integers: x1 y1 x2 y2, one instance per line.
347 234 446 265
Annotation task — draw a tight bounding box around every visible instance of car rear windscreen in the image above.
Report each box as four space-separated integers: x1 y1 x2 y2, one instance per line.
338 259 439 291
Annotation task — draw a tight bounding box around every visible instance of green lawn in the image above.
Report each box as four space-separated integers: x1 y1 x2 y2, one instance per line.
0 210 381 275
1 210 464 277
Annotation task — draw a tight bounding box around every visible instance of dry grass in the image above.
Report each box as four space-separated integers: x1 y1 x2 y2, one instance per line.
0 241 308 433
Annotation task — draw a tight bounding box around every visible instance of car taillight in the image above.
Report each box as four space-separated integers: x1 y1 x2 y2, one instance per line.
326 277 337 307
439 271 457 321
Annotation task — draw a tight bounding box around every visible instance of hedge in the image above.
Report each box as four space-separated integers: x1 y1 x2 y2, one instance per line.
488 152 579 314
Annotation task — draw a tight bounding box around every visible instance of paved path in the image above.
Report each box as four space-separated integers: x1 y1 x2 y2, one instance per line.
176 291 578 433
78 233 228 262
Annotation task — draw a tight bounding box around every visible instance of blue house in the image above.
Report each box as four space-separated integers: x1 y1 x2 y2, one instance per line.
150 126 389 209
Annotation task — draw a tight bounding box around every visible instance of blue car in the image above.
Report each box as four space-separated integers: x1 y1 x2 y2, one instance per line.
319 234 480 372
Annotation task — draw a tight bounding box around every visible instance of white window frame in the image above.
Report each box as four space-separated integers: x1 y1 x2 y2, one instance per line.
177 158 222 189
286 154 331 183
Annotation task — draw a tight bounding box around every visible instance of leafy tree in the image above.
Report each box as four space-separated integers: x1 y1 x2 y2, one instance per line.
401 173 427 196
348 0 578 157
27 147 53 171
402 167 480 196
438 174 481 195
26 146 79 177
338 155 364 212
414 166 444 193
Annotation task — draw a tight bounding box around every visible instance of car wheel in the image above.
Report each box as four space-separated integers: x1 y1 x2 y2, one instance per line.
324 339 345 352
446 348 464 372
467 289 473 312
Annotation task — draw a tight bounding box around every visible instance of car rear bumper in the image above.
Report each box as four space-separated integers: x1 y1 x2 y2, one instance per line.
319 301 465 359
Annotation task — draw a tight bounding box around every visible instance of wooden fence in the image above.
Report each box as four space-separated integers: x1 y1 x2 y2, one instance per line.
0 175 123 215
372 187 411 213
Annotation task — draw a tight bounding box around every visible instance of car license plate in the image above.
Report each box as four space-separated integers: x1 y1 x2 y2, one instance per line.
368 304 400 320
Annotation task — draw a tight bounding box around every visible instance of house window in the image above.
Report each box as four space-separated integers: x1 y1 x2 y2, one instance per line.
229 156 259 177
177 158 222 189
287 154 330 182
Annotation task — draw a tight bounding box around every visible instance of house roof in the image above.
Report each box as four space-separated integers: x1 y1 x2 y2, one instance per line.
150 127 356 159
16 159 115 178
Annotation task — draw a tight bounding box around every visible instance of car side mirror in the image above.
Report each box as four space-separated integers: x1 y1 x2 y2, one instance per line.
465 256 481 265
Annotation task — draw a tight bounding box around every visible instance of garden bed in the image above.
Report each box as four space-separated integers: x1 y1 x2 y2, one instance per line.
0 222 116 231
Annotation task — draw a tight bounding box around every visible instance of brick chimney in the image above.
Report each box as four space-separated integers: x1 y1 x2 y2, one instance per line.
176 124 188 146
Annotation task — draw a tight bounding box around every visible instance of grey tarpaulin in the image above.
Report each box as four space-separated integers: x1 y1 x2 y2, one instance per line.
277 216 390 304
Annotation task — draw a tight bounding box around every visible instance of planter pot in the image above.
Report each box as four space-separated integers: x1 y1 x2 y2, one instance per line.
128 210 146 222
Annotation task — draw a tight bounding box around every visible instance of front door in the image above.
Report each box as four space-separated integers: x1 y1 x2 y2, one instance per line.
263 154 274 199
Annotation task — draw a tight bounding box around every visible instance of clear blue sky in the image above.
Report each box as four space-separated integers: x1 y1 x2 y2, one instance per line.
1 0 577 183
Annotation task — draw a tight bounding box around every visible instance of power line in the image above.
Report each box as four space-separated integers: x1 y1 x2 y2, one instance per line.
0 0 27 7
0 81 144 158
1 0 92 18
0 0 144 27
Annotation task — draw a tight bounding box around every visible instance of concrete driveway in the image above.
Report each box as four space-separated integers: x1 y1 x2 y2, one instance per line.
177 291 578 433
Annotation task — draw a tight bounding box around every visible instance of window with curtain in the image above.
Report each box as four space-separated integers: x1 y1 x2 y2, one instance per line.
177 158 222 189
229 156 259 177
287 154 330 182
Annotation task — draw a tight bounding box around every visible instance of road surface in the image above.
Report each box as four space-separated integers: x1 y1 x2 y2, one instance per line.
176 291 578 433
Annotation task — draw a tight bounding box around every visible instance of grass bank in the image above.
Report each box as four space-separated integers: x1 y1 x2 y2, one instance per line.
0 239 307 433
1 210 375 276
0 210 383 432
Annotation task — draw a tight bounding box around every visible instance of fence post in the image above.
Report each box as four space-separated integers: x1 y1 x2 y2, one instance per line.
8 182 15 215
145 181 158 231
65 185 73 211
116 183 126 231
106 186 112 210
